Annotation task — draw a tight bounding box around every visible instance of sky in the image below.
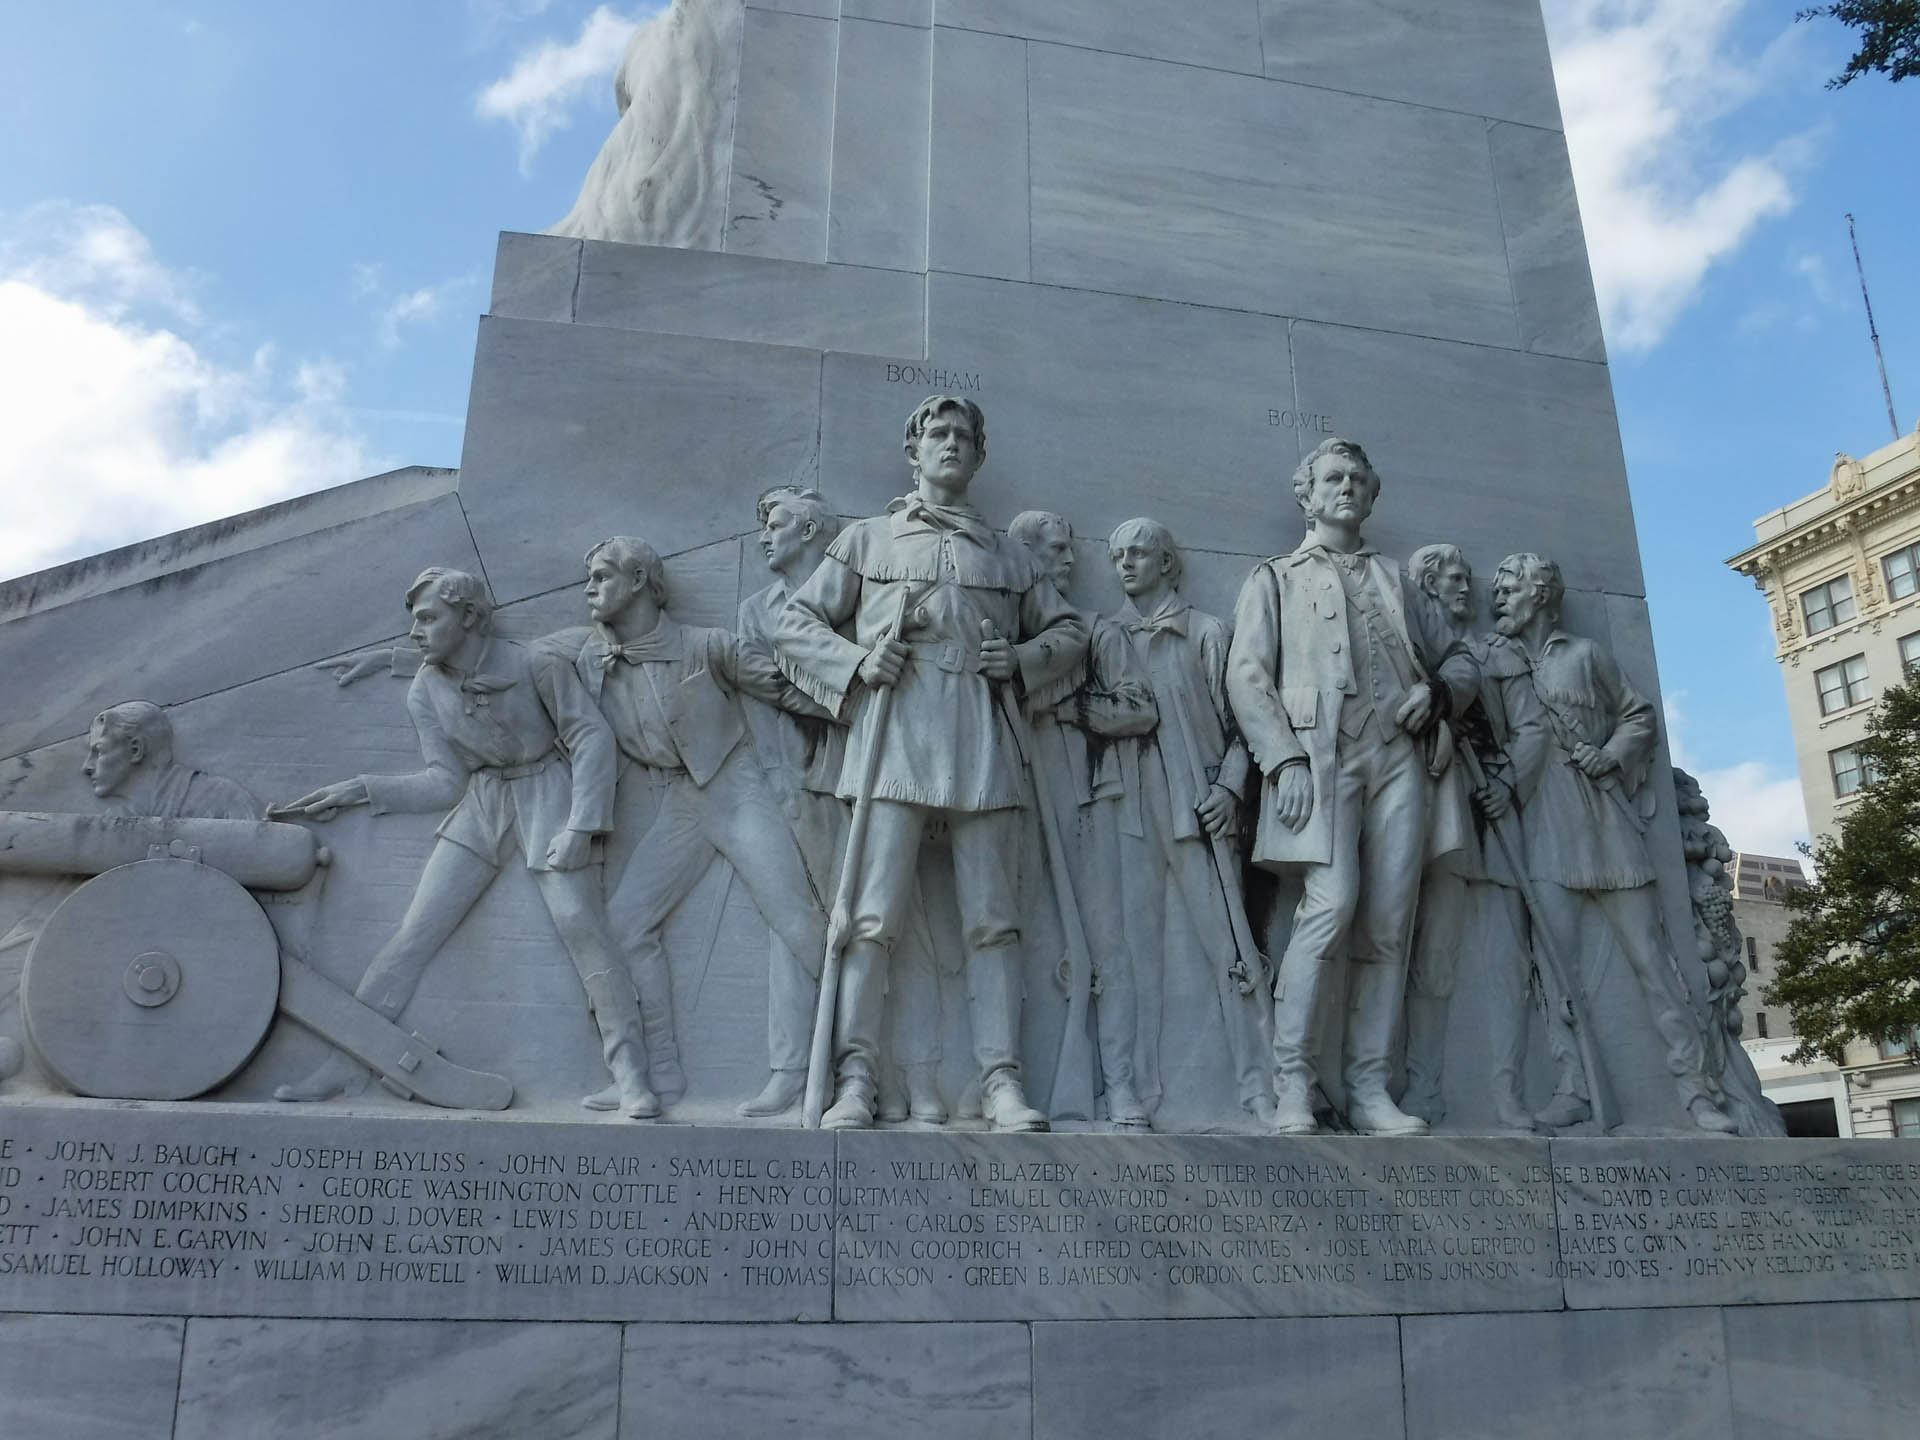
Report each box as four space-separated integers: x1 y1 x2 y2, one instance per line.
0 1 1914 861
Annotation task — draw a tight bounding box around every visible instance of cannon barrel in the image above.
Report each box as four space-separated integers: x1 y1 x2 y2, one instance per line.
0 812 323 890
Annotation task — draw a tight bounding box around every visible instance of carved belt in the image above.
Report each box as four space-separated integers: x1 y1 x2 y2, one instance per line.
482 751 555 782
905 640 983 675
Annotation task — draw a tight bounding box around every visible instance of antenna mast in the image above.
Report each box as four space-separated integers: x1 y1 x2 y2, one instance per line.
1847 213 1901 442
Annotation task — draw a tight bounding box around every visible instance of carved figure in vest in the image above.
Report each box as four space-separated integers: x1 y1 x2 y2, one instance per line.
1226 439 1479 1135
774 396 1088 1131
735 486 945 1122
1488 553 1737 1133
542 535 830 1106
274 568 655 1116
84 701 264 820
1110 517 1273 1127
1402 545 1583 1131
1007 509 1160 1128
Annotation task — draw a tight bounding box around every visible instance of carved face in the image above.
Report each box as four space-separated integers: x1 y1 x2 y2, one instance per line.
1431 558 1474 623
909 409 981 490
1027 521 1075 591
583 554 639 624
83 722 139 799
1492 567 1537 637
1111 539 1171 598
759 500 813 574
1303 451 1378 528
409 595 471 665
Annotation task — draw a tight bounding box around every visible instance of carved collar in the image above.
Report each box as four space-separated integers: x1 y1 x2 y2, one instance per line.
886 493 995 546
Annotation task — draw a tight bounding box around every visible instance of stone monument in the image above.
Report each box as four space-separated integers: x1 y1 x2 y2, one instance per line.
1 4 1912 1436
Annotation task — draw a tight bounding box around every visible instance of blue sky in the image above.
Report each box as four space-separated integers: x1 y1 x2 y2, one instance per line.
0 1 1914 859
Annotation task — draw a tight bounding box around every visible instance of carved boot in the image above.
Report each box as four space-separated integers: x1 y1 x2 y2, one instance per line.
981 1070 1048 1133
1491 1079 1537 1134
584 1041 660 1120
905 1063 948 1125
1401 993 1449 1126
1269 952 1324 1135
1535 1091 1591 1129
1105 1079 1152 1131
737 1068 805 1118
628 949 685 1101
1344 963 1428 1136
1688 1095 1738 1134
822 1069 878 1131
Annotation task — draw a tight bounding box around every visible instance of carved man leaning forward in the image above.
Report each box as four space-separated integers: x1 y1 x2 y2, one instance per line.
1226 438 1479 1136
274 567 658 1117
774 396 1088 1131
85 702 264 821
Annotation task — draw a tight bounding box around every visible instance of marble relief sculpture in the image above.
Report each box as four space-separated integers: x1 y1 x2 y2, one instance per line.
772 396 1088 1131
271 567 657 1116
1227 439 1480 1136
84 701 265 822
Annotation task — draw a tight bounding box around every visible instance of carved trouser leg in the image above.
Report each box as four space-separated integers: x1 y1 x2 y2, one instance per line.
531 867 648 1080
1405 866 1470 1122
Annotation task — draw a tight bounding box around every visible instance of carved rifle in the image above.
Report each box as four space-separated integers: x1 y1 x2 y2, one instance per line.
1456 742 1618 1132
983 620 1096 1122
803 586 917 1129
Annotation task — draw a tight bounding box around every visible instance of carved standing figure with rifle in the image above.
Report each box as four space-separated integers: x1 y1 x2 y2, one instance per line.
773 396 1087 1132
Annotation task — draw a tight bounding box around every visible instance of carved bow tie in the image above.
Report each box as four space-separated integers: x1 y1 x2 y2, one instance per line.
594 628 681 668
1122 604 1188 638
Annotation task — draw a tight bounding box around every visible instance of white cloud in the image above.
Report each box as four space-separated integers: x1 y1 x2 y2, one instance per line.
475 5 648 174
1543 0 1813 352
1665 694 1811 861
0 203 376 581
347 261 479 349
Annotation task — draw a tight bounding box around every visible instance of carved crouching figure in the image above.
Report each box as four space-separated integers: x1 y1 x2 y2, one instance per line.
274 568 657 1117
544 536 831 1108
85 701 263 821
774 396 1088 1131
1227 439 1479 1136
1489 554 1737 1134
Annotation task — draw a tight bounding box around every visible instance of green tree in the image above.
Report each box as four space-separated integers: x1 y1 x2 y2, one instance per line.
1768 679 1920 1063
1798 2 1920 87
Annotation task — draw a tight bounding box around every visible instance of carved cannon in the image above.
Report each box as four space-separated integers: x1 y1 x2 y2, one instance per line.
1 812 510 1109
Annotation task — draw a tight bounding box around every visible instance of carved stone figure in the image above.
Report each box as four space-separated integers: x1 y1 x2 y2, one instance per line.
543 536 830 1107
84 701 264 821
1007 510 1159 1128
1403 546 1585 1132
1489 554 1738 1134
1109 517 1272 1128
1674 768 1787 1136
273 567 657 1117
735 488 945 1122
1226 438 1479 1136
773 396 1088 1131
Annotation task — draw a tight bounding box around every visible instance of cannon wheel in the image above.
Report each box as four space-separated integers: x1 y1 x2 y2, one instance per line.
21 858 280 1100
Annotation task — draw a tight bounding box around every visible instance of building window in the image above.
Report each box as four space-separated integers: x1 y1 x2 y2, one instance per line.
1831 743 1878 798
1815 654 1872 714
1879 1028 1915 1060
1885 544 1920 601
1756 1013 1769 1039
1895 1099 1920 1138
1802 575 1856 634
1901 632 1920 679
1745 935 1759 972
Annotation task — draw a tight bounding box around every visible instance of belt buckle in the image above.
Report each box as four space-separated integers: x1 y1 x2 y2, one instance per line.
938 643 963 673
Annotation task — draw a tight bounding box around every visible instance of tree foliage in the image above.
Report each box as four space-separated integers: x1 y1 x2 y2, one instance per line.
1799 2 1920 88
1769 679 1920 1064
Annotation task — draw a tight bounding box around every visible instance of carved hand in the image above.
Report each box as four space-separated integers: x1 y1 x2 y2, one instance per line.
544 828 594 871
1273 762 1313 833
978 620 1018 681
1197 783 1238 840
1393 681 1434 734
1570 741 1621 780
857 634 909 689
279 778 370 822
1473 782 1512 822
311 649 397 687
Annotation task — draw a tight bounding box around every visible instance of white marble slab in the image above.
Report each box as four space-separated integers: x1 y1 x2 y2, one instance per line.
846 0 928 24
938 0 1266 76
1402 1306 1735 1440
0 1313 181 1440
726 7 838 261
174 1317 620 1440
573 243 924 355
491 232 581 324
829 1132 1559 1321
1551 1138 1920 1309
828 18 931 272
928 24 1030 282
1032 1316 1403 1439
1489 122 1606 363
457 317 820 606
1724 1300 1920 1440
1288 321 1644 597
1259 0 1562 130
620 1321 1031 1438
750 0 838 15
1026 42 1519 347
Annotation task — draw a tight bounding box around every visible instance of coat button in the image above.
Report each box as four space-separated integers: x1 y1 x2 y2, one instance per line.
1331 640 1342 654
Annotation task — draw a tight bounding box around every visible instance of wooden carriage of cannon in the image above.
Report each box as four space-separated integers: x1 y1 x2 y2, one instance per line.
0 811 510 1109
